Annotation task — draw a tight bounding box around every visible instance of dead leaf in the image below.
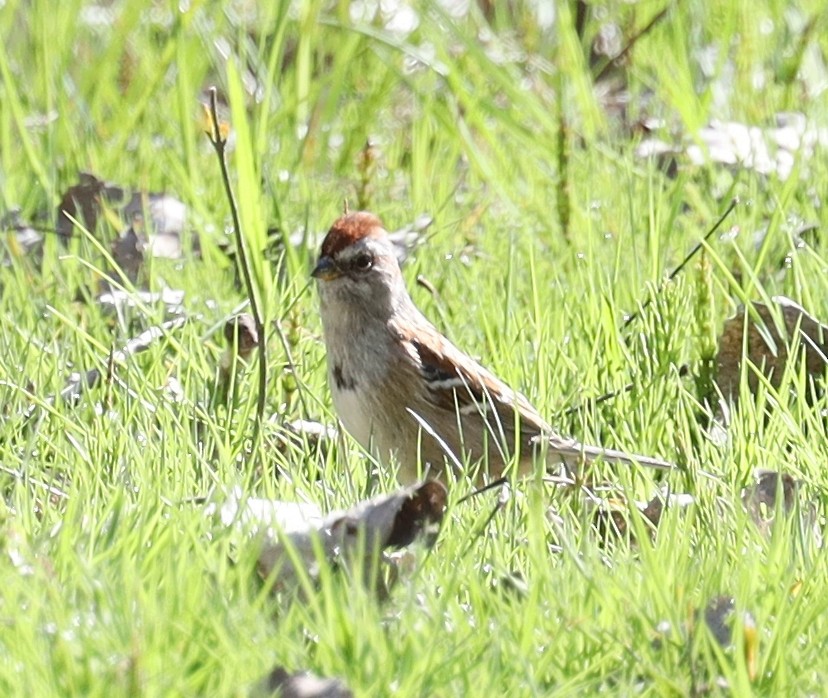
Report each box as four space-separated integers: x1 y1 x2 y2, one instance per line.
284 419 337 443
637 113 828 180
272 419 339 459
255 666 352 698
96 288 186 316
741 470 797 523
56 172 126 241
592 503 632 541
1 209 43 262
205 487 323 537
655 593 759 691
740 469 820 546
110 224 145 284
704 595 738 647
253 482 447 594
592 491 695 544
223 313 259 361
56 174 193 261
216 313 260 404
703 595 758 682
122 193 188 258
715 296 828 399
385 480 446 547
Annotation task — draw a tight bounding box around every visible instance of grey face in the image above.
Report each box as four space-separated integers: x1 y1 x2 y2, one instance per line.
312 237 402 313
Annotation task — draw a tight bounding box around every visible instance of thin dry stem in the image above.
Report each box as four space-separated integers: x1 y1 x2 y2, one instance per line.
206 87 268 440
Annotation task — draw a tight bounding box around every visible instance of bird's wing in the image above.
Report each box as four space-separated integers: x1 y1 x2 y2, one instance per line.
402 328 551 439
398 325 673 471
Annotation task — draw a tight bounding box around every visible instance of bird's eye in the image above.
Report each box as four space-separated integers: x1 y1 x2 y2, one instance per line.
352 253 373 272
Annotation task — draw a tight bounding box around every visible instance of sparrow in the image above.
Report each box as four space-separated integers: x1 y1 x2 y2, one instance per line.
312 211 672 482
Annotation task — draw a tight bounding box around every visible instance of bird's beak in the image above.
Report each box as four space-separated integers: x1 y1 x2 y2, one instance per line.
311 255 341 281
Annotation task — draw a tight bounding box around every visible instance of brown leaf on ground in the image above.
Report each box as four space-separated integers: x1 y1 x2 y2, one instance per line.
252 482 447 595
715 296 828 399
741 470 797 522
740 470 820 546
703 595 758 682
653 594 758 690
592 492 695 544
110 224 145 284
56 174 193 262
56 173 126 241
123 193 188 258
215 313 260 404
592 505 632 541
208 483 447 596
255 666 352 698
207 487 323 537
386 480 447 547
223 313 259 361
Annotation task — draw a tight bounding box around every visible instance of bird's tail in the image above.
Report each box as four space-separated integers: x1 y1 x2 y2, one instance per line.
537 436 674 471
585 445 674 470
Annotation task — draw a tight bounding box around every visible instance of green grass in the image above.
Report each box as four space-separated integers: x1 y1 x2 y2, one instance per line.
2 0 828 694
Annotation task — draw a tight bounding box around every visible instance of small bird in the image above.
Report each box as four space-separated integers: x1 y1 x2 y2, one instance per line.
312 211 672 482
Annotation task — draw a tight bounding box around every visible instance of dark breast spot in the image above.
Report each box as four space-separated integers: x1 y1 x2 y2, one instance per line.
332 364 356 390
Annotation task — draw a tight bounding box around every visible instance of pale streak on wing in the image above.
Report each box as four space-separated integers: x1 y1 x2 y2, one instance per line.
404 329 551 443
399 326 674 471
